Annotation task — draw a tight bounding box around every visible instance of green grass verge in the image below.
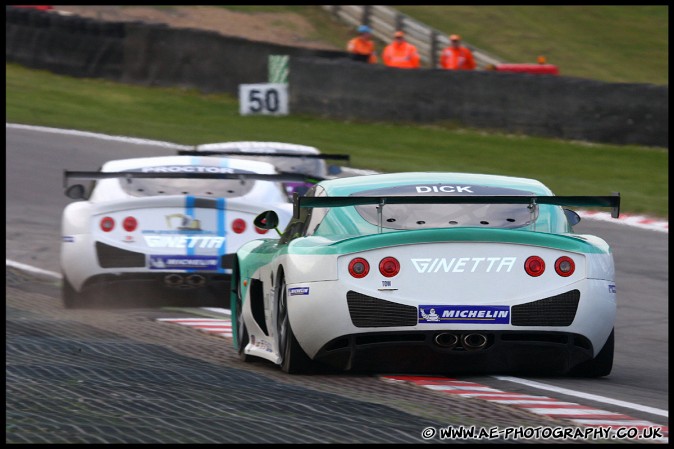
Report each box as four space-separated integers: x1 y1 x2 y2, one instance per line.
6 63 668 218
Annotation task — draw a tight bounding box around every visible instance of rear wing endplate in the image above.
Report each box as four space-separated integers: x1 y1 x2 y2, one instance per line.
64 170 324 188
177 149 350 161
293 193 621 219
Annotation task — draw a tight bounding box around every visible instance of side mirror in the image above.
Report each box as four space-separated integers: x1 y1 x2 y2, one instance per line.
66 184 86 200
254 211 281 235
564 208 581 226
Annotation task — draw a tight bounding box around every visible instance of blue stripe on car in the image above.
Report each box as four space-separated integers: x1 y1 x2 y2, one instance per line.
185 195 196 271
217 197 226 273
218 157 229 273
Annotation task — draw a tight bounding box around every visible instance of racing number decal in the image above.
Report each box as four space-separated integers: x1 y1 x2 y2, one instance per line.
239 83 289 116
248 89 279 113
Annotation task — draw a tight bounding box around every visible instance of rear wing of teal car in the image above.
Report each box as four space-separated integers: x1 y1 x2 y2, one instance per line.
293 193 621 219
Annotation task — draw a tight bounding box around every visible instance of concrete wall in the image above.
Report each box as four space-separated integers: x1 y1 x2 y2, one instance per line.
6 7 668 148
6 7 348 94
289 58 668 147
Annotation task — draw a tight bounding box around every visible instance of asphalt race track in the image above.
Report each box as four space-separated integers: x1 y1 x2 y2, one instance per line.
6 125 668 443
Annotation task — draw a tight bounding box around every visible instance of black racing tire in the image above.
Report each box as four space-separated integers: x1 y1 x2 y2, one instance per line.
570 328 614 377
276 273 314 374
232 264 253 363
62 276 87 309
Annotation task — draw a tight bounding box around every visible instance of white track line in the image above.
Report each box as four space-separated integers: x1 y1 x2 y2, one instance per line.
493 376 668 418
6 259 61 279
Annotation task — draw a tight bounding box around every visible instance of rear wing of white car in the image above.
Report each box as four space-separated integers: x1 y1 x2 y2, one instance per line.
177 149 351 162
63 170 324 188
293 193 621 219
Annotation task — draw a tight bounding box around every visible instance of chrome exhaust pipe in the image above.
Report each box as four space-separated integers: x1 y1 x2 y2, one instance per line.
434 332 459 349
461 333 488 351
164 274 184 286
186 274 206 287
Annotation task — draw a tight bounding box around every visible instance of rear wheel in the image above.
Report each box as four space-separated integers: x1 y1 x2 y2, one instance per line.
276 274 314 374
62 276 87 309
570 329 614 377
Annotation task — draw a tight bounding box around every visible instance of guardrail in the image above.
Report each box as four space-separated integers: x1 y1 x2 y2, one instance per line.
322 5 503 69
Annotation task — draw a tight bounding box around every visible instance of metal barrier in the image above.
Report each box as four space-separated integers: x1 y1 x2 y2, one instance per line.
322 5 502 69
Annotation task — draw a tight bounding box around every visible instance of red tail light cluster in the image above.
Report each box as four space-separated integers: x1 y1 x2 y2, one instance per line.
100 216 115 232
525 256 576 277
101 216 139 232
524 256 545 277
103 216 270 235
231 218 246 234
348 258 370 278
233 218 268 234
379 257 400 277
348 257 400 278
555 256 575 277
122 216 138 232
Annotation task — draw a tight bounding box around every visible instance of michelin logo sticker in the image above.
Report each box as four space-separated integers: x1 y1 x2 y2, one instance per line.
419 305 510 324
148 255 219 270
288 287 310 296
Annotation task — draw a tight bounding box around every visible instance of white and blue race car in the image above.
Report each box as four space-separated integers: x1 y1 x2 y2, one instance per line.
179 141 351 198
232 172 620 377
60 155 305 308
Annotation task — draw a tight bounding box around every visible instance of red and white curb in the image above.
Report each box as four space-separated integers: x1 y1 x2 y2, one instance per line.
578 211 668 233
382 375 668 443
154 320 668 443
157 318 232 338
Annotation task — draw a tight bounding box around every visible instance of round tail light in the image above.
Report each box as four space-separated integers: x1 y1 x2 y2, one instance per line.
524 256 545 277
555 256 575 277
123 216 138 232
232 218 246 234
379 257 400 277
348 258 370 278
100 216 115 232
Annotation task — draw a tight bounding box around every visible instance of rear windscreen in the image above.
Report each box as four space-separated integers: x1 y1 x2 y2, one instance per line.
352 184 539 230
116 166 258 198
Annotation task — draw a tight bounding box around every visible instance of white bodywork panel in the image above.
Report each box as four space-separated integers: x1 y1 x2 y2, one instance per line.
240 243 616 363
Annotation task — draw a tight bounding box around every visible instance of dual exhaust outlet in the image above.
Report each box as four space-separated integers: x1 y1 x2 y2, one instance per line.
434 332 488 351
164 274 206 289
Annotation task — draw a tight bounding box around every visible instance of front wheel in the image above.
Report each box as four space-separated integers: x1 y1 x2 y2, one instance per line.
276 274 314 374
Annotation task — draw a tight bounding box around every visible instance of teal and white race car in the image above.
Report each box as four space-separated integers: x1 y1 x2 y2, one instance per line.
231 172 620 377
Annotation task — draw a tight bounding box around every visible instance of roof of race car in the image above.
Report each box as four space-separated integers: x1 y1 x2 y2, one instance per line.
194 141 320 155
100 155 279 174
317 172 553 196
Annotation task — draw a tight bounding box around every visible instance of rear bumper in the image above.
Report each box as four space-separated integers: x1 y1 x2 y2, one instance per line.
313 330 594 375
289 280 616 361
79 272 231 307
83 271 231 288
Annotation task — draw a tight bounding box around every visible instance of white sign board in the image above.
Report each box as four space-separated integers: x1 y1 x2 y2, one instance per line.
239 83 288 116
